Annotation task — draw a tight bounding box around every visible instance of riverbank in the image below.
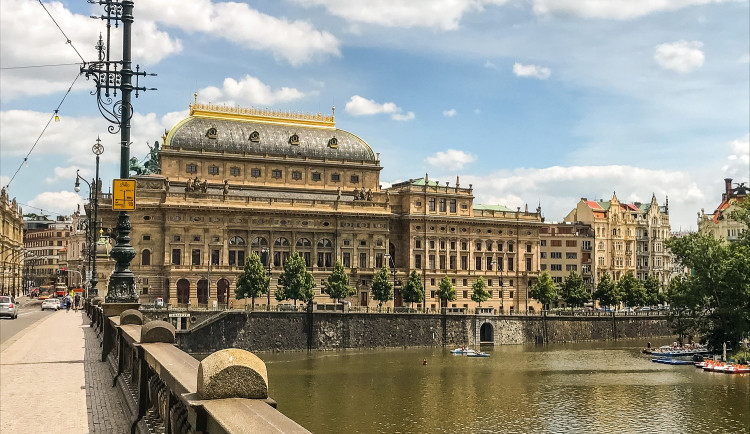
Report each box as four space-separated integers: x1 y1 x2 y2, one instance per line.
160 311 672 354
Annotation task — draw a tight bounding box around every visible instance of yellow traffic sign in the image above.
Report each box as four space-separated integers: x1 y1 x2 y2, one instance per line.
112 179 136 210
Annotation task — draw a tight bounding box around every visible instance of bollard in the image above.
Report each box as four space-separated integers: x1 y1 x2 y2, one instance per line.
198 348 269 400
140 320 176 344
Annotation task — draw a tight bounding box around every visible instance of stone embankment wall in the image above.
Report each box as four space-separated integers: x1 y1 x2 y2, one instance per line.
176 311 671 354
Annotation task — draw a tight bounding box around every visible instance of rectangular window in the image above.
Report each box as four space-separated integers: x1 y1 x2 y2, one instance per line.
551 240 562 247
463 290 468 299
450 241 456 250
343 252 351 268
359 252 367 268
211 249 220 265
230 167 241 176
540 240 547 246
440 240 446 249
566 252 577 259
551 252 562 259
208 166 219 175
415 240 422 249
566 264 578 271
526 244 532 253
431 291 436 299
429 255 436 269
507 257 514 271
475 256 482 270
475 242 482 251
488 279 493 287
192 249 201 265
508 243 514 253
430 240 436 249
142 235 151 241
375 253 384 269
486 257 493 270
526 257 532 271
415 254 422 269
450 199 457 213
461 242 468 250
439 255 446 269
291 171 302 180
350 175 359 183
461 256 468 270
271 169 282 178
566 240 577 247
360 240 367 246
540 252 547 259
251 168 261 177
193 235 201 242
551 264 562 271
449 255 456 269
429 198 436 211
439 198 446 212
312 172 321 181
541 264 547 270
173 234 181 242
186 164 197 173
430 278 436 286
331 173 340 182
171 249 181 265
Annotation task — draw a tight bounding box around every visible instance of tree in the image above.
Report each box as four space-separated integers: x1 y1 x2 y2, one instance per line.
235 252 269 310
471 276 490 307
529 271 557 309
560 271 590 309
593 271 620 308
323 260 354 302
666 202 750 351
370 266 393 309
436 275 457 307
618 272 646 307
643 274 666 306
402 271 425 309
276 251 315 306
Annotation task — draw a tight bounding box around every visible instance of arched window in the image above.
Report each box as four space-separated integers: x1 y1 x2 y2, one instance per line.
229 236 245 246
177 279 190 304
296 238 312 247
274 237 290 247
317 239 333 248
251 237 267 247
141 249 151 266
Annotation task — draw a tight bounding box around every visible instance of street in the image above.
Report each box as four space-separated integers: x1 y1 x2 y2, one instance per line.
0 297 56 347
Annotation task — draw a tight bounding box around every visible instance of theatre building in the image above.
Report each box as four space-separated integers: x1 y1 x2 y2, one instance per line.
96 102 543 312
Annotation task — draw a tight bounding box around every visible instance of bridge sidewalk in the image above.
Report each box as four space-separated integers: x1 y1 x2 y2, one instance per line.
0 310 129 433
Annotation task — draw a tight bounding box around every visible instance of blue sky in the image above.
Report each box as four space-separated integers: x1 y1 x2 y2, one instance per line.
1 0 748 230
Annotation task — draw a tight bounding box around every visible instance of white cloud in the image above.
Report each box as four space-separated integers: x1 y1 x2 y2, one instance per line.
654 40 705 73
722 134 750 180
484 60 501 71
443 109 457 117
199 76 306 106
513 62 551 79
137 0 339 65
426 149 477 170
0 0 181 100
45 166 86 185
293 0 511 31
532 0 743 20
344 95 415 121
739 53 750 64
28 190 85 217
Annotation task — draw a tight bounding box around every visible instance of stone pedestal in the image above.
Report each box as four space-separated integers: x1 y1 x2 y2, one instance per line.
102 302 141 317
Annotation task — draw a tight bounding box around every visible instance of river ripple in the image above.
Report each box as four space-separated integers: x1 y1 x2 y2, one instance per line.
261 341 749 434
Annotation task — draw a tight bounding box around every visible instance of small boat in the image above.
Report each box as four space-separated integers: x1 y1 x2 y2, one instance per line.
652 358 693 365
724 365 749 374
450 348 477 355
466 352 490 358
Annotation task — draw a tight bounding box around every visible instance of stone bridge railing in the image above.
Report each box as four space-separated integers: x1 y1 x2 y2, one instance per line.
86 299 309 434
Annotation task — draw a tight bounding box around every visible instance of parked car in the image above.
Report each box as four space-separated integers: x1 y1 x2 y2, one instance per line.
41 298 60 311
619 307 635 313
154 297 165 308
638 306 652 312
0 296 18 319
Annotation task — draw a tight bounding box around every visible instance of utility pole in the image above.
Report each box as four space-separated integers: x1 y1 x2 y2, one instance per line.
82 0 155 303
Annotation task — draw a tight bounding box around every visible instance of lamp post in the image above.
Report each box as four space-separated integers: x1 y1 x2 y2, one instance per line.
383 253 398 311
75 138 103 298
2 248 24 297
262 247 271 310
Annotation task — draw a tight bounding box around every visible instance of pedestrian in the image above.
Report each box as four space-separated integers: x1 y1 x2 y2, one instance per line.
74 293 81 311
65 295 72 312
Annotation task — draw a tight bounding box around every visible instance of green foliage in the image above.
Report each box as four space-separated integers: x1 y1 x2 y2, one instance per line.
560 271 590 309
618 272 647 307
529 271 558 308
471 276 490 306
436 275 456 304
371 266 393 307
402 271 425 307
666 218 750 351
593 271 621 308
643 274 666 306
235 252 269 309
276 251 316 305
323 260 354 302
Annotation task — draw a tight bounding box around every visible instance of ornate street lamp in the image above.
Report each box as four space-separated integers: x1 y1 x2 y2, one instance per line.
74 138 104 298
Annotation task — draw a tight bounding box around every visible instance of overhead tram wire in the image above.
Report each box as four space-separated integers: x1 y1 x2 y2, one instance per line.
3 72 82 190
1 62 83 70
18 203 66 217
37 0 86 64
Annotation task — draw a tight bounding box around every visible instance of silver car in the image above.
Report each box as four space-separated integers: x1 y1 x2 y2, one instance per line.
0 296 18 319
41 298 60 311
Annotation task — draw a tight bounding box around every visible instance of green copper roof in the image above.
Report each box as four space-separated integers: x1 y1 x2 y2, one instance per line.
474 204 514 212
410 178 440 187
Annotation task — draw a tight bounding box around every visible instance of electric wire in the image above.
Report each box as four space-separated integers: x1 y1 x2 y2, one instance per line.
3 72 81 190
37 0 87 64
1 62 83 70
18 203 66 217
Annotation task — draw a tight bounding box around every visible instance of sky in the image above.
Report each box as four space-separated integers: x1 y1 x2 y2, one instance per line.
1 0 748 231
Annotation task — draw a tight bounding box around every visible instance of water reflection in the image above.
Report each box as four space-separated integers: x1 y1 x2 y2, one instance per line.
261 341 749 434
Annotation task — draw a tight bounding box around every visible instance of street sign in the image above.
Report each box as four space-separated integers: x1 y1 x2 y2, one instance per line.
112 179 136 210
169 313 190 318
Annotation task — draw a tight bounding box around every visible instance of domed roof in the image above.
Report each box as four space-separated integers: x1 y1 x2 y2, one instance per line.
165 104 376 162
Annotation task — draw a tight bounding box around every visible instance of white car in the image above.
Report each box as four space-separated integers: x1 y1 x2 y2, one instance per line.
41 298 60 311
0 296 18 319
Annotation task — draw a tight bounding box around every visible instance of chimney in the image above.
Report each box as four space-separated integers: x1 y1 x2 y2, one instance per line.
724 178 733 200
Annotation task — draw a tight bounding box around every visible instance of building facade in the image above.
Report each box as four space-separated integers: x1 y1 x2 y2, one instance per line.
563 193 672 286
698 178 748 241
1 187 24 295
539 221 595 301
24 215 72 287
94 102 543 312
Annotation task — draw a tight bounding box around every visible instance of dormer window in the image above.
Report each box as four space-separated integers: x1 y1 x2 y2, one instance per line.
328 137 338 148
206 127 218 139
289 134 300 145
249 131 260 142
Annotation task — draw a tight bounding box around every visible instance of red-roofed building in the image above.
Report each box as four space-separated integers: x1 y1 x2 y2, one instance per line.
698 178 747 241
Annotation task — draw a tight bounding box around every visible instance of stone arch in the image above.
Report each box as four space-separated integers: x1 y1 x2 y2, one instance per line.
197 279 209 305
177 279 190 304
480 322 494 343
217 278 230 305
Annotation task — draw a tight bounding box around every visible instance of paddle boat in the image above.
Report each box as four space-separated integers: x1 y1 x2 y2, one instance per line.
466 351 490 358
724 364 749 374
652 357 693 365
450 347 477 355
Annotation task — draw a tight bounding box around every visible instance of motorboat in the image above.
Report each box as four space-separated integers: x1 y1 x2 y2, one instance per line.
466 352 490 358
450 348 477 355
652 358 693 365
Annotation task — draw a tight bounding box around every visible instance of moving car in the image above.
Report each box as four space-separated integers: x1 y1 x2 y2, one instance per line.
41 298 60 311
0 296 18 319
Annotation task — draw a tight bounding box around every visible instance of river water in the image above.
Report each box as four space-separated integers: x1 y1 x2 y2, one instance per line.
261 341 749 434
